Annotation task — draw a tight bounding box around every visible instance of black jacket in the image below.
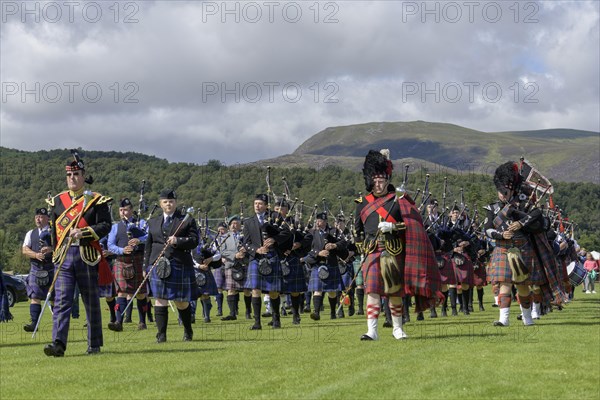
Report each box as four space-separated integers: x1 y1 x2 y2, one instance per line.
144 211 198 269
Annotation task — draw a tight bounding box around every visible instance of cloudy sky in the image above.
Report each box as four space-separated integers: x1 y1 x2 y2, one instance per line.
2 0 599 164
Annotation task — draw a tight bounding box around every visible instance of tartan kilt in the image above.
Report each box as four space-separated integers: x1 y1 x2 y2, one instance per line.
223 266 244 291
113 253 146 295
353 259 364 286
362 249 404 296
282 256 307 294
439 254 457 285
98 282 116 298
26 263 54 300
243 256 283 293
452 255 474 286
150 260 198 301
197 268 218 296
211 266 225 289
488 238 541 285
473 263 488 287
308 264 343 292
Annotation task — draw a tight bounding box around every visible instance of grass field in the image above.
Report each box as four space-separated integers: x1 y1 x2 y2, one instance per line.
1 293 599 400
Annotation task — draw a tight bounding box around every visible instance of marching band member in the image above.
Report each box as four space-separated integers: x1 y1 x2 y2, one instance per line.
107 198 149 331
22 207 54 332
145 189 199 342
44 153 113 356
354 150 442 341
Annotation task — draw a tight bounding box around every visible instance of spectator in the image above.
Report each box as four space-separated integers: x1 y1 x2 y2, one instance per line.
583 253 599 294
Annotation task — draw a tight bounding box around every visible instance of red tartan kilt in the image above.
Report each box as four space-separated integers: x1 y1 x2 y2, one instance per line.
363 249 404 296
113 253 146 295
488 238 540 285
473 263 487 287
452 256 474 286
439 255 457 285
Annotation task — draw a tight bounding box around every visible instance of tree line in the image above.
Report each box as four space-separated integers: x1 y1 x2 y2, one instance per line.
1 147 598 273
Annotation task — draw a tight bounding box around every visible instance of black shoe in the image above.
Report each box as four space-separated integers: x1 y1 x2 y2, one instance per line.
330 314 337 320
262 312 272 318
138 322 147 331
337 310 345 319
360 334 375 341
417 312 424 321
156 333 167 343
430 308 438 318
204 317 211 323
402 315 410 324
310 312 320 321
441 308 448 317
250 324 262 330
281 308 287 317
493 321 507 327
216 311 223 317
303 307 311 313
245 312 252 320
292 315 300 325
517 314 523 321
479 304 485 312
147 313 154 323
44 341 65 357
451 309 458 316
123 317 132 324
492 303 499 308
383 320 392 328
348 305 355 317
108 322 123 332
183 331 193 341
356 309 364 315
86 346 101 355
463 309 470 316
191 315 196 324
221 315 237 321
23 323 36 332
272 320 281 329
267 320 273 326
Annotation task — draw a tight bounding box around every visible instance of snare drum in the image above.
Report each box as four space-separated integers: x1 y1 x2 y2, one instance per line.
566 261 587 287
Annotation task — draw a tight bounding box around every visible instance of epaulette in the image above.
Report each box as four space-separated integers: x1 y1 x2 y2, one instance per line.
354 196 363 204
97 195 113 205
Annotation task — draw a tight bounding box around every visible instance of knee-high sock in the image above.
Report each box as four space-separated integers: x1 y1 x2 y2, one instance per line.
178 306 193 334
356 288 365 313
115 297 128 323
154 306 169 337
106 298 116 323
312 295 323 316
251 297 262 325
328 296 338 317
136 298 148 324
226 295 237 316
244 295 252 314
215 293 224 314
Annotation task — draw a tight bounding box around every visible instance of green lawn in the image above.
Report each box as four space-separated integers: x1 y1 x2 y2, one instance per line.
1 292 599 400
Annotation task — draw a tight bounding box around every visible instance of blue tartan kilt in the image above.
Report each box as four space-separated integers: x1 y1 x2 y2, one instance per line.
282 256 307 294
211 266 225 289
340 263 354 289
98 282 116 298
353 259 364 286
150 260 198 302
197 268 218 296
26 263 54 300
308 264 343 293
243 256 282 293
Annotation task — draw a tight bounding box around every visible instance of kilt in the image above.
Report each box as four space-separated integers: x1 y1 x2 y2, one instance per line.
282 256 307 294
113 253 146 295
488 238 541 285
452 255 474 286
308 264 343 293
211 266 225 289
98 282 116 298
353 259 364 286
362 247 404 296
150 260 198 302
223 266 244 291
439 254 457 285
26 263 54 299
197 268 218 296
473 263 488 287
243 254 282 293
340 263 354 289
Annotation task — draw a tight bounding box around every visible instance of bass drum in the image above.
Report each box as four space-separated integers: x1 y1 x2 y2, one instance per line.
566 261 587 287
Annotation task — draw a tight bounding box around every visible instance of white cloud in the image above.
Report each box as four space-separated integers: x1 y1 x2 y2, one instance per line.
1 1 598 164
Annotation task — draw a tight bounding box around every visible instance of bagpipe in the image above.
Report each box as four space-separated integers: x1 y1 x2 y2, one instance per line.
193 211 222 269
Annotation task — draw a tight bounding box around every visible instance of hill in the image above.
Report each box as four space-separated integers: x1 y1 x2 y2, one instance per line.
252 121 599 184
